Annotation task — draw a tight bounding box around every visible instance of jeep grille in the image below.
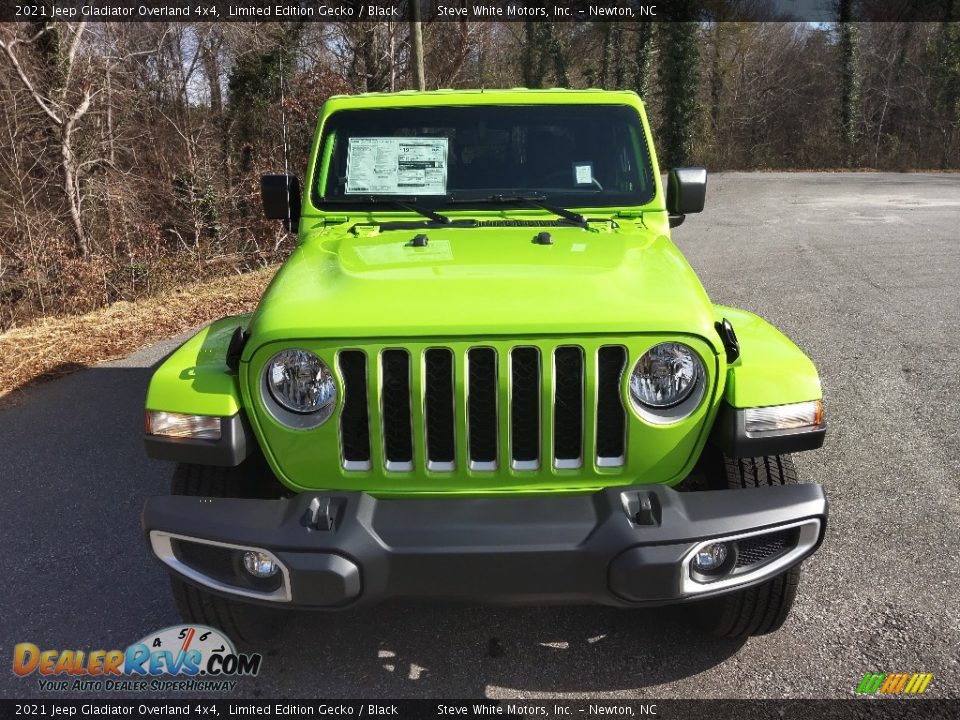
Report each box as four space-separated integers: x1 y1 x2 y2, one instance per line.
336 344 629 474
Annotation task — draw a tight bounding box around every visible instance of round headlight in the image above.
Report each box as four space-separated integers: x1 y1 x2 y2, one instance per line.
265 349 337 416
629 342 703 409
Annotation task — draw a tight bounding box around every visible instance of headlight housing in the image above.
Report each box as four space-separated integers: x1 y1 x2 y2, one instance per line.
264 349 337 425
629 342 704 410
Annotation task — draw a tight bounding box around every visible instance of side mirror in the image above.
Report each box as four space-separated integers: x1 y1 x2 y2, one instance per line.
261 174 301 231
666 167 707 228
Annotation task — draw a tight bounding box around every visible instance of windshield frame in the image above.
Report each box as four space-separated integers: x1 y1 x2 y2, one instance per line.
307 102 659 217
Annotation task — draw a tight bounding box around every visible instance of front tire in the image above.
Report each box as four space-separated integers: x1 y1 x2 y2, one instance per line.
688 453 803 639
167 461 289 646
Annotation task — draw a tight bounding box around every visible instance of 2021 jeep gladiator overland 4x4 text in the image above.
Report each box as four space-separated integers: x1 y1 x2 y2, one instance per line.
142 89 827 642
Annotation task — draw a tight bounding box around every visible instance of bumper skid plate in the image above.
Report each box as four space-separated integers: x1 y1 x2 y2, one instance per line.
142 484 827 608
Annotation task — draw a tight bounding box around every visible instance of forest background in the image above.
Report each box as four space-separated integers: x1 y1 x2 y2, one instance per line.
1 4 958 329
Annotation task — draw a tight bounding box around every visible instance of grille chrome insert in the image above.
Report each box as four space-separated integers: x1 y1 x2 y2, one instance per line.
596 456 625 468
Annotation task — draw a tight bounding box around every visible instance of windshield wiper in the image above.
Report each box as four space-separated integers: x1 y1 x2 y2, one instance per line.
327 195 451 225
448 194 586 226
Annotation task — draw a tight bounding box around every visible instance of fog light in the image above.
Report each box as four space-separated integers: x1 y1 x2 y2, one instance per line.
242 551 279 578
692 542 729 573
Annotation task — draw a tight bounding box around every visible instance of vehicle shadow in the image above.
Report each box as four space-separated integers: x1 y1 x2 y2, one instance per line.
252 604 744 697
0 358 743 699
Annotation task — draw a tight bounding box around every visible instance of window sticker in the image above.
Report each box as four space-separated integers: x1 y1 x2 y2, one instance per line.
346 137 449 195
573 162 594 186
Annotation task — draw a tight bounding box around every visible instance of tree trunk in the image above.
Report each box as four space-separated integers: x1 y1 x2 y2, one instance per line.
1 23 91 255
658 6 701 168
522 21 547 88
612 25 627 89
600 24 613 88
547 24 569 88
61 120 88 256
633 22 655 99
838 0 861 166
202 37 222 114
710 24 725 135
410 2 425 90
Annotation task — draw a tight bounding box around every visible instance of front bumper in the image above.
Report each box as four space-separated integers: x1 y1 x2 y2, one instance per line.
141 484 827 609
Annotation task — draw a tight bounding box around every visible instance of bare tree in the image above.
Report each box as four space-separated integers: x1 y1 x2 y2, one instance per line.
838 0 862 165
1 18 958 331
1 23 94 255
410 1 425 90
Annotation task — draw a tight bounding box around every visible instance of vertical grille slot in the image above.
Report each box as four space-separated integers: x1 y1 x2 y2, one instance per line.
380 349 413 471
596 346 627 467
467 347 498 470
338 351 371 470
510 347 541 470
424 348 456 471
553 346 584 468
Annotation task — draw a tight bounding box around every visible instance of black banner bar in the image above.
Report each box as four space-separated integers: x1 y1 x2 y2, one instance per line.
1 0 956 24
2 699 959 720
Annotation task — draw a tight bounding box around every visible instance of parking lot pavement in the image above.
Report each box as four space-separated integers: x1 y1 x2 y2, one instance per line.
1 173 958 699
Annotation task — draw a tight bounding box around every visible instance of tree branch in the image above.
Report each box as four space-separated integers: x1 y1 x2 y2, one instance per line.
0 36 63 126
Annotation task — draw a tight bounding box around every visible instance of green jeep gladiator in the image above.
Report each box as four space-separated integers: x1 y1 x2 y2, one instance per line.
142 89 827 642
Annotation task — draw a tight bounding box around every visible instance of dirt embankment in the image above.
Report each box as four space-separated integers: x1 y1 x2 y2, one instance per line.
0 266 277 402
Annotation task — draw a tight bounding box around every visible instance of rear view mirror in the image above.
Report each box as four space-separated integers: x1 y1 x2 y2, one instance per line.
666 167 707 228
261 174 301 231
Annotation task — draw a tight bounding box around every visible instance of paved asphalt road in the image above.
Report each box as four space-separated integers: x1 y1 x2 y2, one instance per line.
1 173 958 701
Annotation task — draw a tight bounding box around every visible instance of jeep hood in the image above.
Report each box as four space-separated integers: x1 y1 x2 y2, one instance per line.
246 224 720 350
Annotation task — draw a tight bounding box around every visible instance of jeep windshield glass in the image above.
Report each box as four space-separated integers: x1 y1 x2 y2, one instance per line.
313 105 655 212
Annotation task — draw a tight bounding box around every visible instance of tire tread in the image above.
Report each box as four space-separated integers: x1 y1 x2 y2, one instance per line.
691 453 803 639
167 462 288 646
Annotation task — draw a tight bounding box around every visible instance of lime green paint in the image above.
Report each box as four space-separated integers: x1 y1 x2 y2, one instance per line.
244 223 721 349
714 305 822 408
145 315 250 417
241 335 723 494
146 89 823 496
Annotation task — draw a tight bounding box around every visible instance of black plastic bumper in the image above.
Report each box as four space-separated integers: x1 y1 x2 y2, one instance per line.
141 484 827 609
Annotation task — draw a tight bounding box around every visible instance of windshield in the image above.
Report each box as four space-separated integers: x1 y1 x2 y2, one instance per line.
313 105 656 210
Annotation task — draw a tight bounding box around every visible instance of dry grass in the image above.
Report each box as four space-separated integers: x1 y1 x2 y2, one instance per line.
0 266 277 402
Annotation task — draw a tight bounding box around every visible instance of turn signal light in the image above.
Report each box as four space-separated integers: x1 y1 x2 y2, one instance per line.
146 411 221 440
744 400 822 433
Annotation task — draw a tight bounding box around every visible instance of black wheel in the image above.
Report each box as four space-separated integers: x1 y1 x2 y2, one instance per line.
688 453 803 639
168 460 290 646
